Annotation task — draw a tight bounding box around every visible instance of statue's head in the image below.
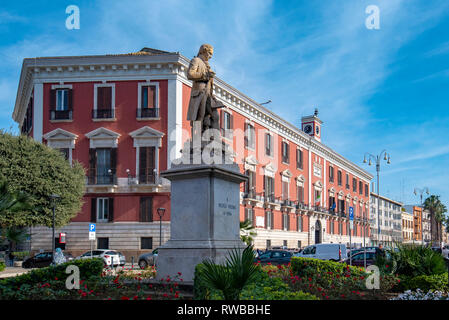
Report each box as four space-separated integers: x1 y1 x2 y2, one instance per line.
198 44 213 60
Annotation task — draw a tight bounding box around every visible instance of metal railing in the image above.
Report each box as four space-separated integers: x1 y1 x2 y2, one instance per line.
87 174 117 185
138 174 156 184
92 109 115 119
137 108 159 118
50 110 72 120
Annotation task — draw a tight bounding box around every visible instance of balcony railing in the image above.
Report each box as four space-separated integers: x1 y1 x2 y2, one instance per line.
137 108 159 118
281 199 295 207
139 174 156 184
92 109 115 119
87 174 117 185
263 194 276 204
243 190 257 200
313 205 328 214
295 201 308 210
50 110 72 120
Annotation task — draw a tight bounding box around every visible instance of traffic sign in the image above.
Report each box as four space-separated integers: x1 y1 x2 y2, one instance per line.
89 223 96 232
349 207 354 220
350 220 354 230
89 231 96 240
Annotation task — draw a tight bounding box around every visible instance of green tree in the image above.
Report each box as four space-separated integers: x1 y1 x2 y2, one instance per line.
424 195 447 246
240 219 257 246
0 131 85 228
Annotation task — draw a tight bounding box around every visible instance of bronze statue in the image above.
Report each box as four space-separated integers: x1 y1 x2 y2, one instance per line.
186 44 224 135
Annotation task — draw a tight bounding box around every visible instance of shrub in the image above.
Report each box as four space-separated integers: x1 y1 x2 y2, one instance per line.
290 257 366 278
0 262 5 272
386 244 447 277
0 258 104 288
400 273 449 292
11 251 30 261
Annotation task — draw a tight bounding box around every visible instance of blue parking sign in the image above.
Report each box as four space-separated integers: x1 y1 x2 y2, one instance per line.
89 223 96 232
349 207 354 220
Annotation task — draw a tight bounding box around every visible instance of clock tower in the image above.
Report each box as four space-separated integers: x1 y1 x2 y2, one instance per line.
301 108 323 142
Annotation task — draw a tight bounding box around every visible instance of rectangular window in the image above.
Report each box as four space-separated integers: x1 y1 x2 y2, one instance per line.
296 149 303 169
282 181 289 201
265 133 273 157
138 85 158 118
266 239 271 249
245 123 255 149
283 240 288 248
92 148 115 185
264 176 275 203
50 89 72 120
56 89 69 111
244 170 256 197
58 148 69 161
297 185 304 203
337 171 342 186
97 238 109 249
97 86 112 110
97 198 110 222
346 174 349 189
221 111 233 138
265 211 273 229
359 181 363 195
139 147 156 184
298 240 302 248
141 237 153 250
329 166 334 183
282 142 289 164
244 208 254 226
365 184 368 197
139 197 153 222
297 215 303 232
282 213 289 231
353 178 357 192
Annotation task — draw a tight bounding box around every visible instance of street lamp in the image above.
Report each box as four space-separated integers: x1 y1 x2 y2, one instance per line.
49 194 60 264
157 207 166 247
363 150 391 246
414 187 429 246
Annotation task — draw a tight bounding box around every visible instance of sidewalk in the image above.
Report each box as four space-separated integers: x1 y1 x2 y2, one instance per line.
0 266 32 279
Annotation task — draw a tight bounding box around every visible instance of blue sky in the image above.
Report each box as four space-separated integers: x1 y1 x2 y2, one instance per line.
1 0 448 209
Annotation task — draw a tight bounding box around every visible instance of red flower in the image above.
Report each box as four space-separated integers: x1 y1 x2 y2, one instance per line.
54 277 58 281
397 279 401 283
175 293 179 298
121 296 129 300
146 296 152 300
386 265 389 268
133 295 138 300
177 272 182 276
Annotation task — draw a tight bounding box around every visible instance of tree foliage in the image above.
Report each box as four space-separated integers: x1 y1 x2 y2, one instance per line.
0 131 85 228
424 195 447 245
240 219 257 246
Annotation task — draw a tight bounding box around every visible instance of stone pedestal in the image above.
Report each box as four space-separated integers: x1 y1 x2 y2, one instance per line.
155 141 247 283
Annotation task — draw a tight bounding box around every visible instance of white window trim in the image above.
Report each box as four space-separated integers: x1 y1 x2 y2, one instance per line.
138 81 159 110
97 197 109 222
94 83 116 111
43 128 78 166
245 122 256 151
85 127 120 149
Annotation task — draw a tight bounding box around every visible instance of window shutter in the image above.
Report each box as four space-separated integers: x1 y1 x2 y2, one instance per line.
97 87 104 109
149 86 155 108
139 197 145 222
244 123 248 147
50 89 56 110
104 87 112 110
68 89 73 110
89 149 97 184
110 148 117 176
91 198 97 222
108 198 114 222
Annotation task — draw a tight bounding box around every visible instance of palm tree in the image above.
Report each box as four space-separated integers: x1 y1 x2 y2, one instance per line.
424 195 447 246
240 219 257 246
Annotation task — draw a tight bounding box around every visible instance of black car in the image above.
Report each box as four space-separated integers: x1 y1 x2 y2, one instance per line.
22 251 73 268
254 250 292 265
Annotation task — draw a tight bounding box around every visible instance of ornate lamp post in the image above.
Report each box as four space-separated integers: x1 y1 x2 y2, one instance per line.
49 194 60 264
157 207 166 247
363 150 391 246
414 187 429 245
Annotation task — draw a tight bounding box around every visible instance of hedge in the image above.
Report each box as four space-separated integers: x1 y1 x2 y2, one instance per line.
0 258 104 287
399 273 449 292
290 257 367 278
0 262 5 272
193 263 318 300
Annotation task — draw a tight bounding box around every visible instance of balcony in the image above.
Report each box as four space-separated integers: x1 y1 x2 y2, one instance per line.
50 110 72 120
92 109 115 119
281 199 295 208
87 174 117 185
137 108 159 119
295 201 308 211
139 173 156 185
313 205 328 214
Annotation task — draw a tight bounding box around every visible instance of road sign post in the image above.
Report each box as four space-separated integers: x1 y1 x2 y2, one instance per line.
89 224 96 259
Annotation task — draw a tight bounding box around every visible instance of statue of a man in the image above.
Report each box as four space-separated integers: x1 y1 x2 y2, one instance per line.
186 44 224 136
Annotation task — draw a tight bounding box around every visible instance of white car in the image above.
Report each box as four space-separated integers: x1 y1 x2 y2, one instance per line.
294 243 347 261
442 245 449 260
76 249 125 266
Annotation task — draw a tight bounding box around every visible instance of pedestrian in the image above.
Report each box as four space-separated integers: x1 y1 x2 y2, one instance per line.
53 248 66 265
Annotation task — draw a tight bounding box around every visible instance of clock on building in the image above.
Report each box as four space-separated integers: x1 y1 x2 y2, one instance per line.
304 124 312 134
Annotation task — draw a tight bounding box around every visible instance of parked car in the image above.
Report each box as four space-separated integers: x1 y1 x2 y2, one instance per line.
254 250 292 265
76 250 125 267
138 248 158 269
22 251 73 268
348 247 379 258
442 245 449 260
343 250 377 267
294 243 347 261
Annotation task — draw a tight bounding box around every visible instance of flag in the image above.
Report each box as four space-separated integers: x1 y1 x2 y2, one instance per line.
331 202 336 210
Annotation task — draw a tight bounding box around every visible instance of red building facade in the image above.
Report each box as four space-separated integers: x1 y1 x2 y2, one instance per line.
13 48 373 257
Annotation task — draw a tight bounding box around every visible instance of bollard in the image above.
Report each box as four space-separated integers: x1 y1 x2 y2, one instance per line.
111 256 114 271
132 256 134 269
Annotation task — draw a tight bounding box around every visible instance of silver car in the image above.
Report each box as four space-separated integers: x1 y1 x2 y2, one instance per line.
138 248 158 269
76 249 125 267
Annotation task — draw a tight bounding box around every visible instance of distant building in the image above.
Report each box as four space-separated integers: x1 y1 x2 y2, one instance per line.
370 193 403 247
401 209 414 244
404 205 423 243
